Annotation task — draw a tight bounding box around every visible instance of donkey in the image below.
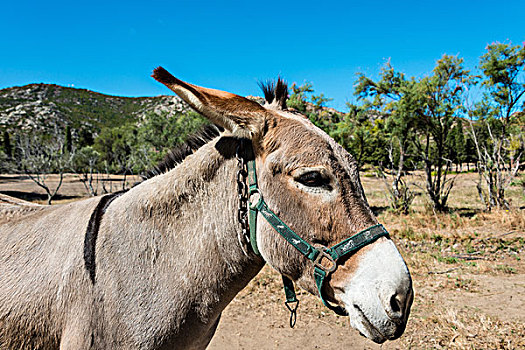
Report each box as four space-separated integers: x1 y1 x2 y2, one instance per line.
0 68 413 349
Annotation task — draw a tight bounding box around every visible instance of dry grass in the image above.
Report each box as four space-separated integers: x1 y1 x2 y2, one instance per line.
401 307 525 349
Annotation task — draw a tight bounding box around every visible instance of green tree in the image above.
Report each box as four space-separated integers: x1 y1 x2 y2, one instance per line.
353 62 417 212
64 124 73 154
286 82 342 136
287 82 314 113
94 124 139 173
2 130 12 158
77 128 95 148
311 93 333 110
94 111 208 175
331 103 386 170
446 118 467 172
471 42 525 210
138 111 207 159
454 118 467 171
412 55 473 212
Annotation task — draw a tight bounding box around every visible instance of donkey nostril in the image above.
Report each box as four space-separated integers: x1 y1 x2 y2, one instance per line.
390 293 402 314
382 291 405 322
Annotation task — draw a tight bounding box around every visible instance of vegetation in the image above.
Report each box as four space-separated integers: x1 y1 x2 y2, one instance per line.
0 42 523 210
469 43 525 210
300 41 523 213
16 132 72 204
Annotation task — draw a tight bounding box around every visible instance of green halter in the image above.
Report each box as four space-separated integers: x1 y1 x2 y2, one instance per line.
246 159 389 325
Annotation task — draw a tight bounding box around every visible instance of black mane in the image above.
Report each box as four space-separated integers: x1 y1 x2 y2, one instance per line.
142 124 222 179
258 77 288 109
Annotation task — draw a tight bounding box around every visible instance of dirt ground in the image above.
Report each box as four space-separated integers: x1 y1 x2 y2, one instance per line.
1 172 524 349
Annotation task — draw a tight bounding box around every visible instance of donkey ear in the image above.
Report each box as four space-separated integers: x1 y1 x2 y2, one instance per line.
152 67 267 137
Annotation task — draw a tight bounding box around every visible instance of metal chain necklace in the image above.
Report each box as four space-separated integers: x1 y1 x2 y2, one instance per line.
235 144 251 256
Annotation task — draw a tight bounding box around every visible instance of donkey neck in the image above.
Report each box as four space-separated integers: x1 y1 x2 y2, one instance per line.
104 136 264 328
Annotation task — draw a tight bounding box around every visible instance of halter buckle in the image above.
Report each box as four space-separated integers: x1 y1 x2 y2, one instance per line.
313 249 337 273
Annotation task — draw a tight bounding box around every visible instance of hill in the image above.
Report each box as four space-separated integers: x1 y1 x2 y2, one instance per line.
0 83 191 135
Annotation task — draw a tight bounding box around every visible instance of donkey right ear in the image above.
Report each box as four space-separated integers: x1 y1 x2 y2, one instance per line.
152 67 267 138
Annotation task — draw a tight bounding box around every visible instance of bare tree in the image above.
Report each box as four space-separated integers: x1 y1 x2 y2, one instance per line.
468 112 522 210
377 139 415 214
17 133 72 205
72 146 100 197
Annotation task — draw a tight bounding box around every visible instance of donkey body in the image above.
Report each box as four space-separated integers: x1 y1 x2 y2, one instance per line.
1 140 263 349
0 69 413 349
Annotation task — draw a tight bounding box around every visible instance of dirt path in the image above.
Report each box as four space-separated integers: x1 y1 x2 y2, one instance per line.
437 273 525 322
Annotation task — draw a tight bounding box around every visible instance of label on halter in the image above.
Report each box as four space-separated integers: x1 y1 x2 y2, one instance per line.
329 224 389 259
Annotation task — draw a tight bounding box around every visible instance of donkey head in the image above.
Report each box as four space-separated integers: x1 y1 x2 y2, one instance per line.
153 67 413 343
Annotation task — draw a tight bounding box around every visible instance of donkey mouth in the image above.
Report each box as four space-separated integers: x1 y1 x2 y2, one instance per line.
352 304 388 344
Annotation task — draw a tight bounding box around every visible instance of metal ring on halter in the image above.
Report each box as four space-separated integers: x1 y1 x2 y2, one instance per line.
248 189 262 209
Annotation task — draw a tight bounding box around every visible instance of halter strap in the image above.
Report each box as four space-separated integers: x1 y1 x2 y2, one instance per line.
246 159 389 321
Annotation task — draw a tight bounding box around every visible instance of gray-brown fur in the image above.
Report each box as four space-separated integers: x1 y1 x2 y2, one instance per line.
0 69 411 349
0 138 264 349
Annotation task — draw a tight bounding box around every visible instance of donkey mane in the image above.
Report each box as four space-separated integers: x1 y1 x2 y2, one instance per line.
143 78 289 179
142 123 222 179
258 77 288 109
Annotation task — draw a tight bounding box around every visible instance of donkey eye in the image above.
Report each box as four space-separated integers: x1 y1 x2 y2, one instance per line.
296 171 331 190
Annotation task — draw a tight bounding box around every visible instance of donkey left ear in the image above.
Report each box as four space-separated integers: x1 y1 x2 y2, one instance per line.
152 66 267 138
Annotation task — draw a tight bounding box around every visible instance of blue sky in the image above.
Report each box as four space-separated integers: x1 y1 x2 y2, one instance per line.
1 0 523 110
